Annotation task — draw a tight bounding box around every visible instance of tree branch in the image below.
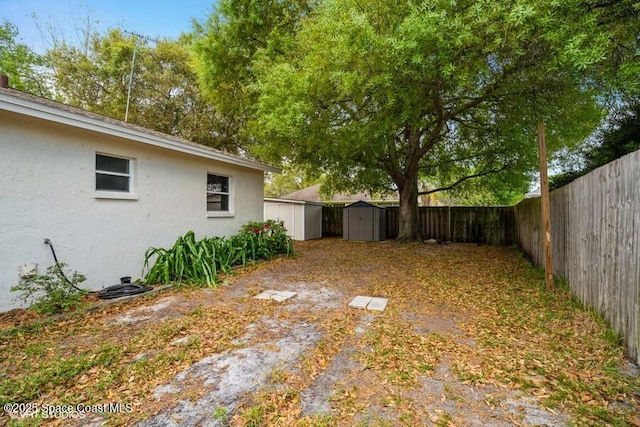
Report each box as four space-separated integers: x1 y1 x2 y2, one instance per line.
417 78 446 159
417 164 510 195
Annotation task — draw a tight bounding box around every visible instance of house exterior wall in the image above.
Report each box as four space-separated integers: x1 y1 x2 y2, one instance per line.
0 112 265 312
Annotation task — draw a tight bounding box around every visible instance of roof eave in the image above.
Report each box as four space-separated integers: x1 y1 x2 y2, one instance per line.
0 91 280 174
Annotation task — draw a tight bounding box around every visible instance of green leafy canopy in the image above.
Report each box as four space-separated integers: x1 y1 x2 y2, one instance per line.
0 20 49 96
243 0 618 240
192 0 640 212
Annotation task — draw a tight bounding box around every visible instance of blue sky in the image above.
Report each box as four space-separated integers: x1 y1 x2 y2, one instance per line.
1 0 215 52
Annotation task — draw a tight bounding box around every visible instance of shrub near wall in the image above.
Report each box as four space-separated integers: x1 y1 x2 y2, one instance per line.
143 220 293 287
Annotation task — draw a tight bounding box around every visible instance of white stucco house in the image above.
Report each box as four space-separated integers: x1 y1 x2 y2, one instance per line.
0 83 278 312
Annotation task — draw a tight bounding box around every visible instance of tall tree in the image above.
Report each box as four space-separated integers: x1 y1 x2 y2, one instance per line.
552 102 640 189
192 0 314 151
0 20 49 96
574 0 640 99
251 0 605 241
546 0 640 189
45 28 237 151
264 162 320 197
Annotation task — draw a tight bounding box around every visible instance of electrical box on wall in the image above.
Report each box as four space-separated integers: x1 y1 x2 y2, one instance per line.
19 263 38 278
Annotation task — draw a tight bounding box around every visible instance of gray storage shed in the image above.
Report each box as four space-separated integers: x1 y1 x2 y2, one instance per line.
264 198 323 241
343 201 387 241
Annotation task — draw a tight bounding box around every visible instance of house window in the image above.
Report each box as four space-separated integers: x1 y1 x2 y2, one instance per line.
207 174 230 212
96 154 131 192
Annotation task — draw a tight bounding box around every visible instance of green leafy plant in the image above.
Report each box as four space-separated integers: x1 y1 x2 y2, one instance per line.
10 264 87 315
212 407 229 423
237 219 294 260
143 220 294 287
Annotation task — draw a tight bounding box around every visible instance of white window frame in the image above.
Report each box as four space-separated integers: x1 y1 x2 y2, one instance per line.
206 173 234 217
94 153 138 200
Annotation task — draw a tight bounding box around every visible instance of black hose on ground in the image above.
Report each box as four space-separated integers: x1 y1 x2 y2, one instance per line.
44 239 151 299
98 277 151 299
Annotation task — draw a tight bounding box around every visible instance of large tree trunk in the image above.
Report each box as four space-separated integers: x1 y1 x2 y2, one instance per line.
396 175 422 242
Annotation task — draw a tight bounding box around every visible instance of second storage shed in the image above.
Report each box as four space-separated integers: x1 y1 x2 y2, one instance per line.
342 201 386 241
264 198 323 241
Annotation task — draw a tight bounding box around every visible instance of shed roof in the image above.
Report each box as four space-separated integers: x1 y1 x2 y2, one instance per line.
344 200 386 209
283 183 397 203
264 197 324 206
0 86 279 173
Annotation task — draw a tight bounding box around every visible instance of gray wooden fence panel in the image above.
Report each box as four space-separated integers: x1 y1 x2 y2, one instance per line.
421 207 450 241
386 207 399 239
515 150 640 364
324 205 515 245
322 205 343 237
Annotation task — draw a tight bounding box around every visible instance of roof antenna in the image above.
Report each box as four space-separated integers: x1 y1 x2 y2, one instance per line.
123 30 159 123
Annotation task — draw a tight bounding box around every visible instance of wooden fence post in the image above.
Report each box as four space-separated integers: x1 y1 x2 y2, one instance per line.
537 118 554 289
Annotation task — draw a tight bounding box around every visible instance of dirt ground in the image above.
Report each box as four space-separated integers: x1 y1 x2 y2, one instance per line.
1 239 639 426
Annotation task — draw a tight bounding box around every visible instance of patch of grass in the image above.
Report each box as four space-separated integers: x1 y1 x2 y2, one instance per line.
0 343 122 404
307 414 336 426
158 322 187 340
452 366 486 385
189 305 205 317
380 393 407 407
435 411 453 426
575 403 629 426
239 405 265 427
357 414 394 426
0 320 52 340
266 368 289 384
235 389 301 426
359 320 441 386
443 384 465 403
484 394 500 408
399 411 417 425
543 388 569 408
329 387 358 407
212 407 229 423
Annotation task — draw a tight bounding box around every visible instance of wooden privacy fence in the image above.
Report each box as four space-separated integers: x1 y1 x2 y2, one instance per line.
515 150 640 364
323 205 515 245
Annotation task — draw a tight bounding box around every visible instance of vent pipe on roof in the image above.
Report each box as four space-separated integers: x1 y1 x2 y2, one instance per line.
0 75 8 88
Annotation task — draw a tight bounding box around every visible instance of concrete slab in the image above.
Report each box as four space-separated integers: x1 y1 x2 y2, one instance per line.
348 295 388 312
271 293 291 302
277 290 297 299
348 296 372 309
254 290 276 300
254 290 297 302
367 297 388 312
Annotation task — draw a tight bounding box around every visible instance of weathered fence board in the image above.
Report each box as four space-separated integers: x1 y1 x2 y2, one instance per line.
515 150 640 364
323 205 515 245
322 205 344 237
